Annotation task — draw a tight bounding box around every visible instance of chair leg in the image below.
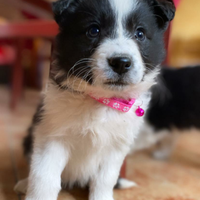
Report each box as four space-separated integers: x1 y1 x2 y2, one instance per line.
120 159 127 178
163 24 172 65
10 39 24 110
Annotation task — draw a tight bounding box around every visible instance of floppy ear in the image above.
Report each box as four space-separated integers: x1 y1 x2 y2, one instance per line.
52 0 74 25
149 0 176 30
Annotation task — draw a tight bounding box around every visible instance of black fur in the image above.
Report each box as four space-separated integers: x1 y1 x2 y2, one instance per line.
23 0 176 170
23 102 44 159
53 0 116 85
51 0 175 86
147 66 200 131
126 1 173 72
149 0 176 29
21 1 176 192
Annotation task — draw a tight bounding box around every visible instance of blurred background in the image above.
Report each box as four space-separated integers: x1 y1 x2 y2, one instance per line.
1 0 200 200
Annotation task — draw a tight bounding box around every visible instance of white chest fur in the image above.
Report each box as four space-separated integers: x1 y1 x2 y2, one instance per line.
33 84 150 187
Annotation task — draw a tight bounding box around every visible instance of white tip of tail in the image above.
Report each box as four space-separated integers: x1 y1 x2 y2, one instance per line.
14 178 28 194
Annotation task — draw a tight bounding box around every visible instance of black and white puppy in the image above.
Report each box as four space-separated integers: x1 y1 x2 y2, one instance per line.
14 0 175 199
132 66 200 159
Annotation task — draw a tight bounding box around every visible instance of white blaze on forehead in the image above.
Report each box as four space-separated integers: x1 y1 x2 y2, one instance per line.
109 0 138 37
89 0 149 93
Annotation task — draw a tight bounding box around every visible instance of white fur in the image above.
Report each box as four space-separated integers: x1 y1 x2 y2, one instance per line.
21 82 151 200
117 178 137 189
15 0 159 199
59 0 152 100
14 178 28 194
26 139 68 200
130 123 178 160
110 0 138 37
91 37 145 89
130 123 171 153
91 0 143 93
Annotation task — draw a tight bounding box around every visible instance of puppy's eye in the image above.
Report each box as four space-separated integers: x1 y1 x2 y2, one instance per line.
87 26 100 38
135 29 145 41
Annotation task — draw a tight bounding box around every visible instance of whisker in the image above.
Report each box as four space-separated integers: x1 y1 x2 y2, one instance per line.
71 68 91 90
66 58 94 80
67 65 91 86
78 66 98 93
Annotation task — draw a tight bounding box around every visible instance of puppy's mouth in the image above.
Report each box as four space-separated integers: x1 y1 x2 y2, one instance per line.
104 80 129 87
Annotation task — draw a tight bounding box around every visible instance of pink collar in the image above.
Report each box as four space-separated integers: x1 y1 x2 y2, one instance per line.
90 96 136 113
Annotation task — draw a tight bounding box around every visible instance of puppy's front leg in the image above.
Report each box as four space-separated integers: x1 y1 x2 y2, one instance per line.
25 140 68 200
89 154 124 200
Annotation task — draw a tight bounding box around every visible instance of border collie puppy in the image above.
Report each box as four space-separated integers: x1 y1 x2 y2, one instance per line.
132 66 200 159
14 0 175 199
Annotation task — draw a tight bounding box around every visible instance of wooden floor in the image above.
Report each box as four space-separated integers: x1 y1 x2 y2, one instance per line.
1 85 200 200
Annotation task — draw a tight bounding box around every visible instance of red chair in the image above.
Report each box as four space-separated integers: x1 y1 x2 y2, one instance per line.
0 45 16 65
164 0 181 64
0 20 58 109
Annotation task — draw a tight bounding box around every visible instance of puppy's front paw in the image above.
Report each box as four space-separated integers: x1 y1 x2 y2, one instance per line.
14 178 28 194
115 178 137 189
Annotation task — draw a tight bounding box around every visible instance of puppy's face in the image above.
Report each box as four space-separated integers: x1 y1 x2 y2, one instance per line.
52 0 175 97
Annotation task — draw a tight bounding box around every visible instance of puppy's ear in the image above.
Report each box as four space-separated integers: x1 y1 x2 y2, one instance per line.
149 0 176 30
52 0 74 25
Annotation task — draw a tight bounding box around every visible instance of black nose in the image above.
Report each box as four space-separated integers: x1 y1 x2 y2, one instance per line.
108 57 132 75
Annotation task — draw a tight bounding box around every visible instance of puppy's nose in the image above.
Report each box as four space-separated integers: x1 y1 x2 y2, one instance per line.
108 57 132 75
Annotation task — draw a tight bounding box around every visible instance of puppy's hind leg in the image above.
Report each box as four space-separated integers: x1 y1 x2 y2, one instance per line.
152 130 178 160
